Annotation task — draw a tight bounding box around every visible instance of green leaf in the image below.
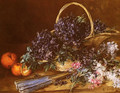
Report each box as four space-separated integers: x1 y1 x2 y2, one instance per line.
71 75 75 82
27 46 31 52
44 64 50 72
58 57 61 62
50 63 56 70
61 61 65 65
77 69 81 73
62 45 66 49
20 59 24 63
77 16 86 23
27 65 32 70
60 51 65 54
114 59 119 63
38 62 44 65
22 63 25 69
70 82 76 92
21 54 26 59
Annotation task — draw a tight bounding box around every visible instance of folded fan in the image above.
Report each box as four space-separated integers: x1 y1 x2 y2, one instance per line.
14 72 71 93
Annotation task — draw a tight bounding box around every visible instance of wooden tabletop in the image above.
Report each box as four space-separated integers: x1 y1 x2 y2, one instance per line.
0 65 120 93
0 43 120 93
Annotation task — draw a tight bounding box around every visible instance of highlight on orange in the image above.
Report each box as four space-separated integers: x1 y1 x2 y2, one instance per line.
11 63 31 76
11 63 22 76
21 65 32 76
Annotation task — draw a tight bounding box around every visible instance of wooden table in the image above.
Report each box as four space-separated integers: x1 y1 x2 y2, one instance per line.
0 44 120 93
0 66 120 93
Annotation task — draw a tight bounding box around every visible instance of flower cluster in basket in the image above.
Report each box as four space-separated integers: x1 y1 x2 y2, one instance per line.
20 2 120 90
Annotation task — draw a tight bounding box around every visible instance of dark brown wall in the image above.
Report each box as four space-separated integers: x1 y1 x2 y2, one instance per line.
0 0 120 44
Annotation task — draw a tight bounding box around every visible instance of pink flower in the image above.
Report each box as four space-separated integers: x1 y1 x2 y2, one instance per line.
96 71 100 75
91 78 101 84
71 62 81 69
88 73 103 89
94 79 101 84
91 79 94 83
88 79 101 89
89 75 102 84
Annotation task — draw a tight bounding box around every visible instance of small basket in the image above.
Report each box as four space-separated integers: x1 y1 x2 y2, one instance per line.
51 2 94 39
53 2 120 72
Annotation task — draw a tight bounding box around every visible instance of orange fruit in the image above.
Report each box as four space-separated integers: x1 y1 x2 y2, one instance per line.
11 63 22 76
1 52 17 69
21 65 31 76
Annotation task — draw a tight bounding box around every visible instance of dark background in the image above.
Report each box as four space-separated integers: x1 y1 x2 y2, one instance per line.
0 0 119 60
0 0 120 44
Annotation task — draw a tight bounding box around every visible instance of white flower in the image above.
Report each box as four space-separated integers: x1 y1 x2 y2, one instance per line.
88 74 95 83
106 71 117 81
96 69 105 76
96 63 101 67
118 69 120 75
96 63 105 70
113 78 120 88
88 73 104 84
105 70 120 88
95 63 106 76
107 41 119 56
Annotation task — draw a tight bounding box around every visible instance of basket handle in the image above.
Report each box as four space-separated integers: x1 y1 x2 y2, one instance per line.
55 2 94 39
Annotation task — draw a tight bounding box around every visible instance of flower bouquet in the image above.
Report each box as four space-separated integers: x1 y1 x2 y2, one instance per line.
15 2 120 93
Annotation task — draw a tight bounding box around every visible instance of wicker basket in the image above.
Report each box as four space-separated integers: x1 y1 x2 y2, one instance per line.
52 2 120 72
